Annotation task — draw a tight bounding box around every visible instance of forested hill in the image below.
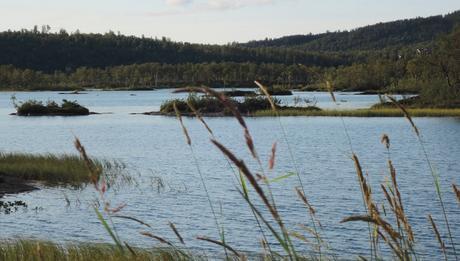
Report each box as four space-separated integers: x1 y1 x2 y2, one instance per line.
242 11 460 51
1 11 459 72
0 31 347 72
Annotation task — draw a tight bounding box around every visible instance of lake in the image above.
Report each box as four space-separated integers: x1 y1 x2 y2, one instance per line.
0 89 459 259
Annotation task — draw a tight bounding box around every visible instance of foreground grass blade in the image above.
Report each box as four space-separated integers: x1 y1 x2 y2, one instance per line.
94 207 123 251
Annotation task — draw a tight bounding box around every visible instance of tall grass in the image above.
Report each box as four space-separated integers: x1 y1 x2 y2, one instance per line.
76 86 457 260
0 152 124 187
172 101 230 259
387 95 458 259
256 80 329 258
0 240 193 261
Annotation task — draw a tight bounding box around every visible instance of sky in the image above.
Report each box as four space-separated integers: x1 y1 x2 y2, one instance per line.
1 0 459 44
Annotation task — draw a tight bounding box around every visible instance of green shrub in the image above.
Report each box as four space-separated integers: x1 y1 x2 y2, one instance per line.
14 99 90 116
160 94 281 114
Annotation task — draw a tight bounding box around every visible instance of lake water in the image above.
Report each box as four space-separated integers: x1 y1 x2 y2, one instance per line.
0 90 458 259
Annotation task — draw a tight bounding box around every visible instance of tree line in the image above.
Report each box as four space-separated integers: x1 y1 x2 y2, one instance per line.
243 11 460 51
0 30 350 72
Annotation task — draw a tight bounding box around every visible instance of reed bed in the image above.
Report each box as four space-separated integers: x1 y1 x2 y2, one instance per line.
0 240 195 261
0 152 125 187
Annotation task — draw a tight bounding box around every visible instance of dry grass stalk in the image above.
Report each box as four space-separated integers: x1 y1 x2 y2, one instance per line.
105 203 127 214
211 139 278 221
298 224 322 239
326 81 336 103
268 142 277 170
381 134 390 150
186 100 213 135
175 87 259 159
196 236 243 259
388 161 414 242
254 81 277 111
74 137 101 189
295 187 316 215
174 87 247 129
428 214 447 258
290 231 310 244
244 128 257 159
140 232 173 247
381 185 395 210
169 222 185 245
352 154 374 213
341 215 378 224
389 161 403 211
111 215 151 228
123 241 137 256
351 154 404 246
340 214 400 242
386 95 420 137
173 102 191 146
377 230 404 260
453 184 460 204
211 138 296 257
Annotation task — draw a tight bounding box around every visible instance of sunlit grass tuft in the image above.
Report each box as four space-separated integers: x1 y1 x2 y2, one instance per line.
0 152 125 187
0 240 194 261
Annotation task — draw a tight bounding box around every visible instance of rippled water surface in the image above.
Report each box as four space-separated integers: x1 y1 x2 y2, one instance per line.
0 90 458 258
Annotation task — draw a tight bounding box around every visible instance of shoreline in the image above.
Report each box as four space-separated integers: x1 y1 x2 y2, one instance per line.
139 108 460 118
0 176 38 198
0 88 417 94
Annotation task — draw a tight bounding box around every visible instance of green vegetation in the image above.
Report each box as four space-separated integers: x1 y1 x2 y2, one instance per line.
0 153 121 187
243 11 460 51
13 99 90 116
0 240 193 261
222 90 256 97
254 108 460 117
263 85 293 95
159 93 460 117
160 94 284 115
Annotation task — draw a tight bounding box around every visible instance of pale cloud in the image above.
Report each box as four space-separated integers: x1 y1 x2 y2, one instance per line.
205 0 275 10
155 0 279 16
165 0 193 7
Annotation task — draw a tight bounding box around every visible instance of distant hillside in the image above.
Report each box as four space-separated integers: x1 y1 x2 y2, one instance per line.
0 31 347 72
1 11 459 72
242 11 460 51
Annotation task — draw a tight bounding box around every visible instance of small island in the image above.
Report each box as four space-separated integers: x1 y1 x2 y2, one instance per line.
142 94 320 116
12 99 90 116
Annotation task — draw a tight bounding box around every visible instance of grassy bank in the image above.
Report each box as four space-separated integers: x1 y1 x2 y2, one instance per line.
0 240 192 261
0 153 122 187
253 108 460 117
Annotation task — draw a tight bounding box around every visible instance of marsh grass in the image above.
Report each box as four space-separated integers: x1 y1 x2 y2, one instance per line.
0 152 124 187
0 240 194 261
